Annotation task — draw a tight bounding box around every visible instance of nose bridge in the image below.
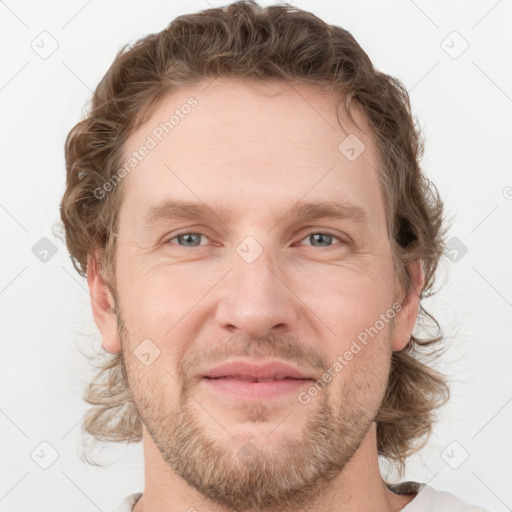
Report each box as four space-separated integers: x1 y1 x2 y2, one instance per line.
215 234 297 337
235 238 278 301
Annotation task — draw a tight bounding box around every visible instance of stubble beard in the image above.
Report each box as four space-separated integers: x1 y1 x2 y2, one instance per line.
147 388 375 511
119 332 382 511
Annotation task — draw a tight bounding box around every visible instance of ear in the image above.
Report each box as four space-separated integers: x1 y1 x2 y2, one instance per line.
391 259 425 351
87 251 121 354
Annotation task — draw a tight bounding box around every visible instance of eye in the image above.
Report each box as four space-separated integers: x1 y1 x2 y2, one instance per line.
164 231 347 249
298 232 344 248
166 232 210 247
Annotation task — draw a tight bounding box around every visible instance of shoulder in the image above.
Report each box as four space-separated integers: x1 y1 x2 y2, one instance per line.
388 481 491 511
111 492 143 512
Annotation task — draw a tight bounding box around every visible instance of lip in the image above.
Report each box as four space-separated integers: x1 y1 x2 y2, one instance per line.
202 360 311 381
201 359 314 400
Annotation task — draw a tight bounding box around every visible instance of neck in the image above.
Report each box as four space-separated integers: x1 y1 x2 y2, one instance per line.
133 422 416 512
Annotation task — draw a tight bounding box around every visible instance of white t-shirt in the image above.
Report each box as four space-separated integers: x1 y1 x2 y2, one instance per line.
111 481 491 511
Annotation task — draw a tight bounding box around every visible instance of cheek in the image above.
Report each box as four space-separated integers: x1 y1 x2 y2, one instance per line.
326 319 393 416
115 260 218 360
290 256 396 400
289 255 396 342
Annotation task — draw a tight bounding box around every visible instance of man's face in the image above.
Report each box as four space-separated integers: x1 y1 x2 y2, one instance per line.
110 79 403 510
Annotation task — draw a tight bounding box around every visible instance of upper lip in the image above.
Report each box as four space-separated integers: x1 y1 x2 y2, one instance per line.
202 359 313 382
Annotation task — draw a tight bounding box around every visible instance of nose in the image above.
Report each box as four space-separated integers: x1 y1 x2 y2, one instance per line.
214 244 299 338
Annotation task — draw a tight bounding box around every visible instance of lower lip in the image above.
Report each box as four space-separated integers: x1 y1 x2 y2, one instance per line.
202 377 312 399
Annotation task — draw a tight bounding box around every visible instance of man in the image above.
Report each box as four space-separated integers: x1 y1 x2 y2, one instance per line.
59 1 489 511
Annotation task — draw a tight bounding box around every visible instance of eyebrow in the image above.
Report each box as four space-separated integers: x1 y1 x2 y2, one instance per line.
142 199 368 228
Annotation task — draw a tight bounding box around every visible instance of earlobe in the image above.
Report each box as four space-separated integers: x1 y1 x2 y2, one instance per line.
87 252 121 354
391 259 425 352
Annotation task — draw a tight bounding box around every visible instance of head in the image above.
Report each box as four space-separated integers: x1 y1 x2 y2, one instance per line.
60 1 449 509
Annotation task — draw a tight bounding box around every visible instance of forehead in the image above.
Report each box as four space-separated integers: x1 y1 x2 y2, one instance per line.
119 78 385 231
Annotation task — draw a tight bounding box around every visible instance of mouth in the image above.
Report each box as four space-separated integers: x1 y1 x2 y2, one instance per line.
205 376 305 382
201 360 315 399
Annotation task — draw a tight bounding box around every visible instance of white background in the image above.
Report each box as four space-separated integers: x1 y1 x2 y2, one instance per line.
1 1 511 510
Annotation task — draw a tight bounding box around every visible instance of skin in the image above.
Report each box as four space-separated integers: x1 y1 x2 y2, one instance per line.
88 78 424 512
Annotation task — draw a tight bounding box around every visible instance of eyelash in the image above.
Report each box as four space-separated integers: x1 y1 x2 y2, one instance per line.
164 231 347 248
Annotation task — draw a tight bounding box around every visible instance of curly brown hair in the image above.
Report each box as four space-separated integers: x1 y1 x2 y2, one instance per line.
60 0 450 476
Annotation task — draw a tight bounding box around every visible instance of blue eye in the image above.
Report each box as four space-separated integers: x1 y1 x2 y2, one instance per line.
167 233 209 247
299 232 343 247
165 231 345 249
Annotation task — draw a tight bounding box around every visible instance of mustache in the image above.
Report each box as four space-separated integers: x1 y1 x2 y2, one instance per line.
179 334 331 379
116 313 331 382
